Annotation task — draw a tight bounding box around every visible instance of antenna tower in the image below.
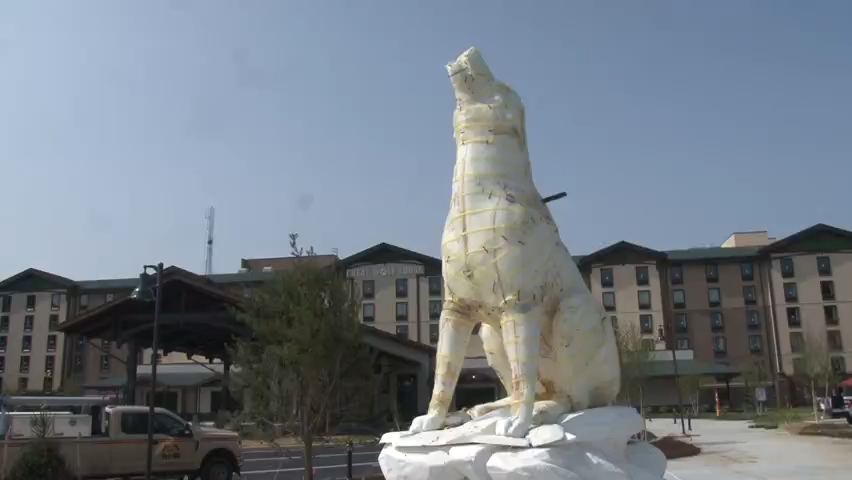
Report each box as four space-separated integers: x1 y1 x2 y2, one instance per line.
204 206 215 275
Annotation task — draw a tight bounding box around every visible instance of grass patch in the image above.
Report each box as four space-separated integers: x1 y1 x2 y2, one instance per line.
241 434 378 448
784 422 852 439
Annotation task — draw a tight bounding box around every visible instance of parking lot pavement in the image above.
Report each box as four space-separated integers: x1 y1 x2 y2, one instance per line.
239 444 382 479
651 419 852 480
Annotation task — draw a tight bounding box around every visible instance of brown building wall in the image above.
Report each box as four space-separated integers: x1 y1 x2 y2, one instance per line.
667 260 771 371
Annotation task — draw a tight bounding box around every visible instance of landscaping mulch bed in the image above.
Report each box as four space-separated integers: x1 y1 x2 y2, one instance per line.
652 435 701 459
784 422 852 439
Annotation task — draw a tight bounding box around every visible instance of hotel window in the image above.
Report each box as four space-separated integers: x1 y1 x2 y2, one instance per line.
49 314 59 331
672 289 686 309
0 357 4 373
0 336 6 352
429 300 442 320
827 331 843 352
710 312 724 331
820 281 835 301
824 305 839 326
429 324 439 345
780 257 795 278
46 335 57 352
395 278 409 298
26 294 36 312
831 356 847 375
100 355 110 372
362 303 375 322
24 315 34 332
746 310 760 329
0 296 10 313
676 338 690 350
816 256 832 276
19 356 30 373
789 332 804 353
707 288 721 307
102 339 111 350
600 268 614 288
395 302 409 321
742 285 757 305
637 290 652 310
79 294 89 311
740 263 754 281
0 316 7 332
705 264 719 283
675 313 688 333
428 277 442 297
45 355 55 372
362 280 375 299
43 376 53 392
395 325 409 339
601 292 616 312
50 293 62 311
22 336 32 353
105 292 115 302
639 314 653 334
18 378 28 392
783 283 798 303
670 266 683 285
635 266 649 286
786 307 801 327
749 335 762 353
713 336 727 354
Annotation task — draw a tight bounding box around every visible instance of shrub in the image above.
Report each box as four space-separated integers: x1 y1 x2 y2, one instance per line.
7 438 74 480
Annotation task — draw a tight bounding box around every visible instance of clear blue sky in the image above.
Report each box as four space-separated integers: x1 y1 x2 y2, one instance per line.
1 1 850 280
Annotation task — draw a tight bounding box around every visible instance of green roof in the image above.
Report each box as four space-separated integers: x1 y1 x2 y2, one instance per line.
663 246 762 262
85 371 220 389
640 359 739 377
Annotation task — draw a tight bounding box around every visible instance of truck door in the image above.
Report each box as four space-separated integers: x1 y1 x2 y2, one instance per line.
113 412 196 476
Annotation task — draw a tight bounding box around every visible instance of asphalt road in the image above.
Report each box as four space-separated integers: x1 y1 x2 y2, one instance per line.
238 444 383 480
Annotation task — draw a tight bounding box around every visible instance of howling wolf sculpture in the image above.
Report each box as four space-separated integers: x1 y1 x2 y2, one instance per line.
409 47 622 439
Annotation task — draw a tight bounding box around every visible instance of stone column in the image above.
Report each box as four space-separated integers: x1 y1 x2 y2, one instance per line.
125 340 139 405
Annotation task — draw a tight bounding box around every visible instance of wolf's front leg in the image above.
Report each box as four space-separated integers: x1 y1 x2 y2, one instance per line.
495 302 544 438
409 302 476 433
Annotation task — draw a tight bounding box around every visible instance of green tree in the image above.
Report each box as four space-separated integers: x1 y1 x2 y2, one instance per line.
740 357 771 414
7 407 74 480
792 333 834 423
677 375 703 416
230 234 376 480
616 322 654 433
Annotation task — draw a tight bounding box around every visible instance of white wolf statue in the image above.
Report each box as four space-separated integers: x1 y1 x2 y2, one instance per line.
409 47 622 439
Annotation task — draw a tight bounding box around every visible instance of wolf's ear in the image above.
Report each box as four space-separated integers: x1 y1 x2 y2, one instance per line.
447 47 495 101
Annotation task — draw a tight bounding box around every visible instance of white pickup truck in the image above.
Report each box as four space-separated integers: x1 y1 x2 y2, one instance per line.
1 405 242 479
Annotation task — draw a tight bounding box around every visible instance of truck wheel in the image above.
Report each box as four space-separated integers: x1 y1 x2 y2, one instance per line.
199 456 235 480
846 413 852 425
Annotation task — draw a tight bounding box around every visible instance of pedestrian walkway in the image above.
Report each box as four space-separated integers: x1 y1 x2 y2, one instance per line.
652 419 851 479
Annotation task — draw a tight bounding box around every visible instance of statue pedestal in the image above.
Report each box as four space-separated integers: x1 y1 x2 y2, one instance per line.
378 406 666 480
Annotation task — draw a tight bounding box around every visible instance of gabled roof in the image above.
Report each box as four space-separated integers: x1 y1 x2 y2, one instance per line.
759 223 852 255
665 246 762 262
578 241 666 267
339 242 441 271
0 268 77 292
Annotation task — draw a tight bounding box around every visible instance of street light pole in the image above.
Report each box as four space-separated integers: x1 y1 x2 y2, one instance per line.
666 320 687 435
132 263 164 480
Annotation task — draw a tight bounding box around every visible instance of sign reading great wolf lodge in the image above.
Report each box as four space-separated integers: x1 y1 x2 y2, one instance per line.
346 263 425 278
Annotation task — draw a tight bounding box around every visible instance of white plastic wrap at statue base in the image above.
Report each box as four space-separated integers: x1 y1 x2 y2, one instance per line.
379 407 666 480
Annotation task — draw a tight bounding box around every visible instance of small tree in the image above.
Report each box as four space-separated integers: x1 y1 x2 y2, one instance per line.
230 234 376 480
740 357 771 414
677 375 703 416
616 323 654 430
793 333 833 423
7 406 74 480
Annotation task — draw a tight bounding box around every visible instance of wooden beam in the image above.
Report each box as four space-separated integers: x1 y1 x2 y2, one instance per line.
121 312 235 324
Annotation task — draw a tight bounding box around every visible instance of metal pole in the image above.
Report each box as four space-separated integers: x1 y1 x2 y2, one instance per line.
346 441 353 480
145 263 164 480
669 318 686 435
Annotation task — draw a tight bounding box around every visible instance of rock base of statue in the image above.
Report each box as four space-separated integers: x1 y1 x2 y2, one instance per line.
378 406 666 480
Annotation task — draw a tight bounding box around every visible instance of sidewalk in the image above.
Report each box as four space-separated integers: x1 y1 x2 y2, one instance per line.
653 419 851 479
